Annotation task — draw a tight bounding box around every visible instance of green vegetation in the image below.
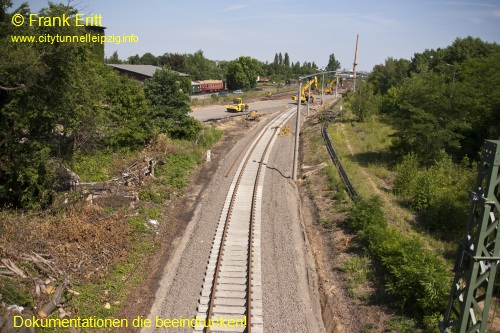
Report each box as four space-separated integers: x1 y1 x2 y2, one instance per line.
348 197 450 333
0 2 210 209
321 36 500 332
338 255 372 299
108 48 338 90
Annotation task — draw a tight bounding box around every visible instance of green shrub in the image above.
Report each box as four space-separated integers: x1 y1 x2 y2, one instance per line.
197 127 224 148
73 150 114 182
319 217 333 229
138 188 163 204
128 216 148 233
0 277 34 308
347 196 387 234
347 197 451 326
338 255 372 285
385 315 420 333
394 153 475 238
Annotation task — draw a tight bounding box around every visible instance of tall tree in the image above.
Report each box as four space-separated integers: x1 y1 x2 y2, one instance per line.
226 56 262 90
159 52 188 73
278 52 283 65
140 52 158 66
326 53 340 71
284 52 290 68
347 81 380 122
387 72 469 164
368 57 410 94
127 54 141 64
106 51 122 64
144 69 201 139
186 50 222 79
0 2 107 208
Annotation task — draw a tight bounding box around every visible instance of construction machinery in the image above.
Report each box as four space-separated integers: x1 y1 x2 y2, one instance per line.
324 77 337 95
292 76 318 103
245 110 260 122
226 98 249 112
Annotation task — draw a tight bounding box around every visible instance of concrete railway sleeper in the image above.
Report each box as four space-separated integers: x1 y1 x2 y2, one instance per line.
194 107 298 333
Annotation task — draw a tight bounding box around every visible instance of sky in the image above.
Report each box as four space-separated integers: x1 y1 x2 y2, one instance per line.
10 0 500 72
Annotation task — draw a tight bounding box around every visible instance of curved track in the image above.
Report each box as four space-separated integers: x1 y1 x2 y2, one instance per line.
194 106 299 333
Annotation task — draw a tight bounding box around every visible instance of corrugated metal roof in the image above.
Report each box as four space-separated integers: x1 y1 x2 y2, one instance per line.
107 64 190 77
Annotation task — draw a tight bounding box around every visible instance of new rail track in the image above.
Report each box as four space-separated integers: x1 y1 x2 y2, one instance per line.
194 106 300 333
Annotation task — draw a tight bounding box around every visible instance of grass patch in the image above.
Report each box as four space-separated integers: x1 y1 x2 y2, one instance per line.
197 127 224 148
0 277 34 309
319 217 333 229
338 255 373 299
385 315 421 333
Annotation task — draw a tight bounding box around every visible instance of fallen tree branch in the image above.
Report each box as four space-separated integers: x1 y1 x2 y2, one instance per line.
38 280 69 318
0 84 25 91
21 252 65 276
0 259 28 278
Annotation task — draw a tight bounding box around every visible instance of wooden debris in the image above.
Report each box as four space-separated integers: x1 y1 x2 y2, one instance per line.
38 280 69 319
0 259 28 278
21 252 64 276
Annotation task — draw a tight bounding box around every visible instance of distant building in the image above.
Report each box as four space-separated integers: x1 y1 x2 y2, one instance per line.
107 64 190 82
256 76 270 83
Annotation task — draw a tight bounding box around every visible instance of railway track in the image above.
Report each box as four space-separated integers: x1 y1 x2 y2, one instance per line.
194 106 299 333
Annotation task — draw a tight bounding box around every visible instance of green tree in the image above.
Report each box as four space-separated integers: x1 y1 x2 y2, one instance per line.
325 53 340 71
457 52 500 159
186 50 222 79
179 76 192 95
443 36 500 65
225 56 261 90
127 54 141 64
0 2 108 208
284 52 290 67
159 52 188 73
101 70 153 149
368 57 410 94
144 69 202 139
388 72 469 164
140 52 158 66
106 51 122 64
347 81 380 122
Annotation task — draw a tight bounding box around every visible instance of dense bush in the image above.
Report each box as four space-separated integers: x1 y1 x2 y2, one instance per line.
348 197 451 332
394 153 475 238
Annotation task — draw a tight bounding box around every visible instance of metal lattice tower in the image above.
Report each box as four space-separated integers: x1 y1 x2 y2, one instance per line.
441 140 500 333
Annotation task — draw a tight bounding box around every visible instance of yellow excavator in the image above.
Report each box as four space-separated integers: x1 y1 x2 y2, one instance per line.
324 77 337 95
226 98 249 112
292 76 318 103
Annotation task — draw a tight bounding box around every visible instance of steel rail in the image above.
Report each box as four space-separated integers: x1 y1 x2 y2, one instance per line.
195 107 296 333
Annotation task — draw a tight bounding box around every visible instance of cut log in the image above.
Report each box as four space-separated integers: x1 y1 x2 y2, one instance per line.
38 280 69 319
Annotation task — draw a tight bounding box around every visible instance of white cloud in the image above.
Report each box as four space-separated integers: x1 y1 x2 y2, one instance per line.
223 4 249 11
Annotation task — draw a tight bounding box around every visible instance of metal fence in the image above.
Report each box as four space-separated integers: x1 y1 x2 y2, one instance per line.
321 121 358 201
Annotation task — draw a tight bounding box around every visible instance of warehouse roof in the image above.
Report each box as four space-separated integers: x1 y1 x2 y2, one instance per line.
107 64 190 79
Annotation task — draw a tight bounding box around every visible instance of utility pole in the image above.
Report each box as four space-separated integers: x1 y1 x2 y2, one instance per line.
307 84 311 118
335 75 338 99
292 70 337 181
292 80 302 181
441 140 500 333
321 70 324 106
353 34 359 91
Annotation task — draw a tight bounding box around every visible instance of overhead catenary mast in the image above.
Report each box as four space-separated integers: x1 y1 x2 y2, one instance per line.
353 34 359 91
